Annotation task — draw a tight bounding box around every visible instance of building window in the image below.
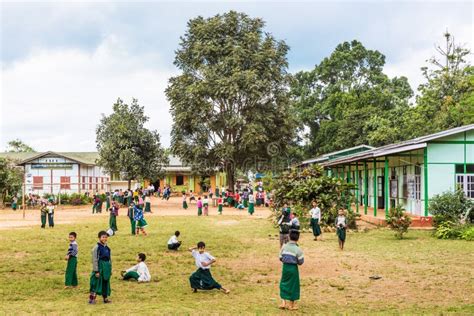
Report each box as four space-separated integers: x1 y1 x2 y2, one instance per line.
101 177 104 190
457 175 474 198
60 176 71 190
176 175 184 186
33 176 43 190
96 177 99 190
82 176 86 189
89 177 93 190
455 164 474 174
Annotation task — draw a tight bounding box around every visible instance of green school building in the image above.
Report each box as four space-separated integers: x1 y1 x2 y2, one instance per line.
300 125 474 223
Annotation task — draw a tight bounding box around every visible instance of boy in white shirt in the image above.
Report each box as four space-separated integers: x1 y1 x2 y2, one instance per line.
167 231 182 250
309 201 322 241
121 253 151 282
188 242 230 294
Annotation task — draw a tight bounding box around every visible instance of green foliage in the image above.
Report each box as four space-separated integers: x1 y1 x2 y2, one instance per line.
434 221 463 240
460 226 474 241
291 40 413 157
6 139 35 153
96 98 168 188
43 193 92 205
429 188 474 227
0 157 23 205
166 11 296 189
271 165 356 228
386 206 412 239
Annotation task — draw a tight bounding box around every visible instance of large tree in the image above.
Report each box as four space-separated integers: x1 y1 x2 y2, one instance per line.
166 11 295 189
96 98 168 189
291 40 413 157
6 139 35 152
408 32 474 137
0 157 23 206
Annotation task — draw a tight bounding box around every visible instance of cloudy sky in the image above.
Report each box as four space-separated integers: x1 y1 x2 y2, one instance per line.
1 1 472 152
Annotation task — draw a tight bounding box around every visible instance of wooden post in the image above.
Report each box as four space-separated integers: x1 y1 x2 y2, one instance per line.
364 161 368 215
22 166 26 219
355 163 359 213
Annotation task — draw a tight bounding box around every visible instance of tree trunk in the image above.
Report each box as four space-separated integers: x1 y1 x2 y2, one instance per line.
128 179 131 190
225 163 235 192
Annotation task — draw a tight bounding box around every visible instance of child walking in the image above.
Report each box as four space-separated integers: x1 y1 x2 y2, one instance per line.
134 204 148 236
309 201 322 241
217 195 223 215
248 193 255 215
128 202 136 235
144 195 152 213
203 195 209 216
167 231 182 250
65 232 78 289
197 197 203 216
109 201 119 233
89 231 112 304
40 201 48 228
182 192 188 210
121 253 151 282
47 201 55 228
277 204 291 247
335 209 348 250
188 242 230 294
279 230 304 310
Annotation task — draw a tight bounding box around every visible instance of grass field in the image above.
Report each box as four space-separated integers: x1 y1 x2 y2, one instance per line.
0 212 473 315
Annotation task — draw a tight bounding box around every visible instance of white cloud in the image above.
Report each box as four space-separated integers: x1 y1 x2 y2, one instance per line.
1 35 177 151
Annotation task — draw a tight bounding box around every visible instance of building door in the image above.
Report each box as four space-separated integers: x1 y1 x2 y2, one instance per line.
377 175 384 210
414 166 422 215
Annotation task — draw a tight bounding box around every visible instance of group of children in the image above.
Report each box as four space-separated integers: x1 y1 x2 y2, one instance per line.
275 201 348 310
63 228 229 305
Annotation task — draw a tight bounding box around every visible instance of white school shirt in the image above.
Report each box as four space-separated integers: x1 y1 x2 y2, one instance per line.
203 198 209 205
168 235 179 245
310 207 321 221
336 216 346 227
126 261 151 282
145 196 151 203
192 250 215 270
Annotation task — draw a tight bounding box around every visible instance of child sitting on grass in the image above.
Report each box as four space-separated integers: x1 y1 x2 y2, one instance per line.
121 253 151 282
279 230 304 311
64 232 78 289
89 231 112 304
189 242 230 294
167 231 182 250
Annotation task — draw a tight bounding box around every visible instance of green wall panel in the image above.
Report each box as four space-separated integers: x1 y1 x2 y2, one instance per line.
428 164 455 198
428 143 464 163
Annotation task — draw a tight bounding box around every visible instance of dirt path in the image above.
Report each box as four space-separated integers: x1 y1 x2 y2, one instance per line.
0 196 271 229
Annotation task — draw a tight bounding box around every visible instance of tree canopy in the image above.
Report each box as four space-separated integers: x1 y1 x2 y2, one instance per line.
6 139 35 153
291 40 413 157
166 11 296 189
0 157 23 204
96 98 168 189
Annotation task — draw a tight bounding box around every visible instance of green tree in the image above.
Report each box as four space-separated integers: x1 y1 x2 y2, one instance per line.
166 11 295 190
291 40 413 157
0 157 24 206
410 32 474 137
6 139 35 153
96 98 168 189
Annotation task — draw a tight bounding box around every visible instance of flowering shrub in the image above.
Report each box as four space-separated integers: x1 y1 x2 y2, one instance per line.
386 206 412 239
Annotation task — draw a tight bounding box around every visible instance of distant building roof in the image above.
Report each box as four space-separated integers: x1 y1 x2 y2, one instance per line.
0 151 99 166
322 124 474 167
298 145 375 167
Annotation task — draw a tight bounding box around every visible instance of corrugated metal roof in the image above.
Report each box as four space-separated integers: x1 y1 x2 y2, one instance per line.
299 145 375 166
0 151 99 165
322 124 474 167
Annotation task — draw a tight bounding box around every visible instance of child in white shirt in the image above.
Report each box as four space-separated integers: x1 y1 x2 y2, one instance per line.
167 231 182 250
121 253 151 282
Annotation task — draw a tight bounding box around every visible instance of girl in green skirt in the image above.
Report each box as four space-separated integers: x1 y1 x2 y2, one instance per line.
134 204 148 236
12 196 18 210
105 193 111 212
248 194 255 215
144 195 152 213
217 196 223 215
279 230 304 310
109 201 119 232
128 203 136 235
309 201 322 241
335 209 347 250
182 193 188 209
89 231 112 304
40 201 48 228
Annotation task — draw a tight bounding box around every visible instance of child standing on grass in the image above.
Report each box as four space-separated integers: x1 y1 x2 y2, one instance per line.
167 231 182 250
109 201 119 233
134 204 148 236
335 209 348 250
277 204 291 247
203 195 209 216
279 230 304 311
47 201 55 228
197 197 203 216
40 201 48 228
248 193 255 215
144 195 152 213
217 195 223 215
12 196 18 211
128 202 136 236
182 192 188 210
189 190 196 203
89 231 112 304
188 242 230 294
309 201 322 241
65 232 78 289
121 253 151 282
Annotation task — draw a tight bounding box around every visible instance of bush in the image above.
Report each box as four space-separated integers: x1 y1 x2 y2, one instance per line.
433 221 463 239
460 226 474 241
386 206 412 239
271 165 357 229
429 189 474 227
